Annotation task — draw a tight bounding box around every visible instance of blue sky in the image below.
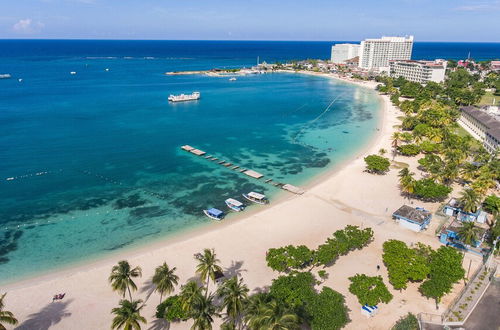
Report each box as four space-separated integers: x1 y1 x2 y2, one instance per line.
0 0 499 41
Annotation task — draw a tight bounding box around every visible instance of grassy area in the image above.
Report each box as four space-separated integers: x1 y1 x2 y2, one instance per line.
454 125 482 151
479 91 498 106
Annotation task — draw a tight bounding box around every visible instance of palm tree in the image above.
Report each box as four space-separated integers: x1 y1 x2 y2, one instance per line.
111 299 147 330
457 222 480 247
460 163 479 182
217 276 249 329
195 249 223 297
391 132 402 160
251 300 299 330
152 262 179 303
109 260 142 300
190 294 219 330
459 189 480 213
0 293 18 330
244 293 271 328
180 280 204 313
398 168 416 201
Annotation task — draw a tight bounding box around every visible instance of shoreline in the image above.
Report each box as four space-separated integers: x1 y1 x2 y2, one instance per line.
1 72 479 330
0 71 381 288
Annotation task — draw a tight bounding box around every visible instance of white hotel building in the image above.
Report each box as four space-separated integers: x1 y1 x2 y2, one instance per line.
389 59 447 84
330 43 360 64
459 106 500 153
358 36 414 71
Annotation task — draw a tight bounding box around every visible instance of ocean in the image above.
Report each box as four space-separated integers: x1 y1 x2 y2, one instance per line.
0 40 498 283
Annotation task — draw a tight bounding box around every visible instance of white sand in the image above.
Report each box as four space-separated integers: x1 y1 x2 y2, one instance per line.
1 74 481 330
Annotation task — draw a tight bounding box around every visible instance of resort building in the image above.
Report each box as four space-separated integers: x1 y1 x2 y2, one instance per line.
392 205 432 232
458 106 500 153
443 198 488 224
331 43 360 64
491 60 500 72
358 36 414 71
389 59 447 84
439 219 487 255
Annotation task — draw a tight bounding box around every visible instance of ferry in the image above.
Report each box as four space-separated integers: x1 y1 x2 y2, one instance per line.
242 192 269 205
203 208 225 220
168 92 201 102
0 74 12 79
225 198 245 212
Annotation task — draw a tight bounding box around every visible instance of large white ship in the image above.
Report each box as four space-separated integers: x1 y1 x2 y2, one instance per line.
168 92 201 102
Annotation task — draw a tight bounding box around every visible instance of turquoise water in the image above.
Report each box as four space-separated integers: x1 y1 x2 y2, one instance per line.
0 53 381 284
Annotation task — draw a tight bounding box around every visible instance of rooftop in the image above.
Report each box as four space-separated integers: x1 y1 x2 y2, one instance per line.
461 106 500 141
392 205 431 225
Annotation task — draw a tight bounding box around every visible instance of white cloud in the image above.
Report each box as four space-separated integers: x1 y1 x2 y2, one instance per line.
12 18 44 33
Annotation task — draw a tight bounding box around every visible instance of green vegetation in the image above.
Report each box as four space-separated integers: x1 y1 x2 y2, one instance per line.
383 240 430 290
420 246 465 305
109 260 142 300
348 274 393 305
413 178 452 201
364 154 391 173
383 241 465 306
0 293 18 330
269 272 349 330
377 71 498 207
314 225 374 267
457 222 481 246
111 299 147 330
266 245 314 272
398 144 420 156
392 312 419 330
266 225 373 272
152 262 179 303
483 194 500 215
155 295 188 322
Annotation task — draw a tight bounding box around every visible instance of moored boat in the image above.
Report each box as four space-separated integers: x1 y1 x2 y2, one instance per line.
0 74 12 79
225 198 245 212
242 192 268 205
203 208 225 220
229 77 237 81
168 92 201 102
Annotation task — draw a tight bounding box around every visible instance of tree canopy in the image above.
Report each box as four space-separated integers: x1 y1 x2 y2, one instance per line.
364 154 391 174
348 274 393 306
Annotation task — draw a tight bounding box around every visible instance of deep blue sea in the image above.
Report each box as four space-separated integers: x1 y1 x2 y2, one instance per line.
0 40 498 283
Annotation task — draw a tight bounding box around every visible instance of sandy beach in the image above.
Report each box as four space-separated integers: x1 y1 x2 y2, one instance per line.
1 74 481 330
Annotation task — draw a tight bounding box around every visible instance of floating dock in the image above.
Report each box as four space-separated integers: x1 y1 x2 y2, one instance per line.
180 145 305 195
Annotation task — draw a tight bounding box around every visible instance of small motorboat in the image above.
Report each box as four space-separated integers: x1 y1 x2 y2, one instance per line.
105 68 110 72
70 71 77 75
229 77 237 81
225 198 245 212
18 78 23 82
242 192 269 205
203 208 225 220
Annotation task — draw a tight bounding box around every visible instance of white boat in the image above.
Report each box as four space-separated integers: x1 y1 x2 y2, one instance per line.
225 198 245 212
242 192 268 205
18 79 23 82
70 71 77 75
203 208 225 220
105 68 110 72
229 77 237 81
168 92 200 102
0 74 11 79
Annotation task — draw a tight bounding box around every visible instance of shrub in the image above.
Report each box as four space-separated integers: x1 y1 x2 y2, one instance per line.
348 274 393 305
413 178 452 201
156 295 189 322
398 144 420 156
266 245 315 272
364 154 390 174
392 312 419 330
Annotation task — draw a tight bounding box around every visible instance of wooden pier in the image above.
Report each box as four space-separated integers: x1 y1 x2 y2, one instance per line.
180 145 305 195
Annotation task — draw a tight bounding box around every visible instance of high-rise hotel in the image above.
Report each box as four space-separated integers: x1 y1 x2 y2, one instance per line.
358 36 414 70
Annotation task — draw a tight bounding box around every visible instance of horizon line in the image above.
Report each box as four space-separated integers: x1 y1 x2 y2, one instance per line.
0 38 499 43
